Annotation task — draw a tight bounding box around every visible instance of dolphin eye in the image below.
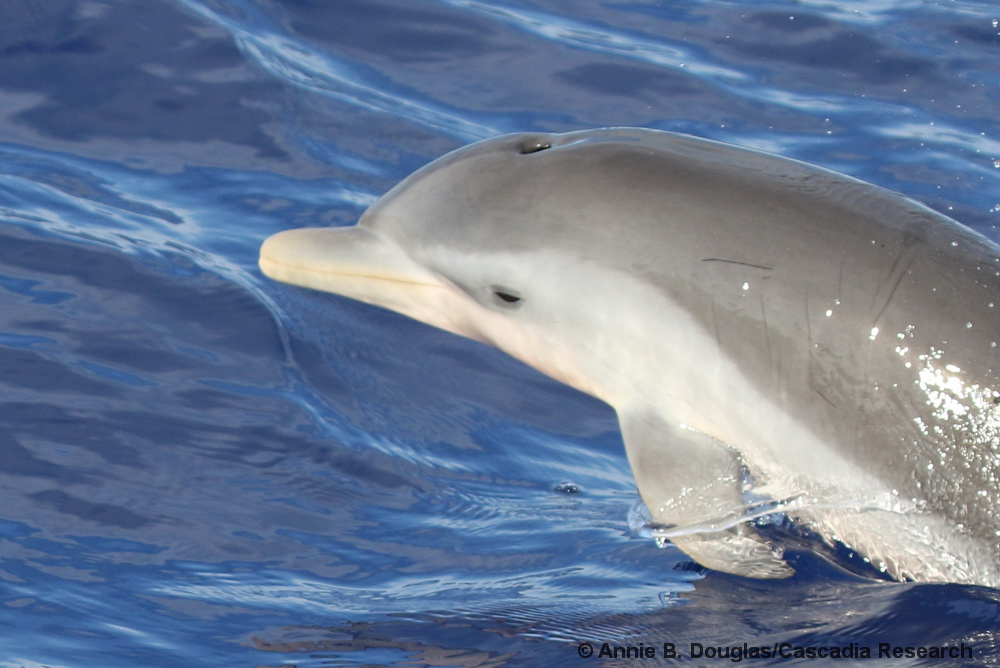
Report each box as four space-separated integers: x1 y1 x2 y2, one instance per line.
491 286 523 307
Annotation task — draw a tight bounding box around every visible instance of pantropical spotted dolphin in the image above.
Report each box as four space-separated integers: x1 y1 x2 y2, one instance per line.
260 128 1000 586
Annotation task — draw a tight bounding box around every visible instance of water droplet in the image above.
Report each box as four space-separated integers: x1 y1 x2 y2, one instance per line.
553 481 581 494
659 591 682 607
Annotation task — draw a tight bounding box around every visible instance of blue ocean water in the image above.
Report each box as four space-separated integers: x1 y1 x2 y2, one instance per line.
0 0 998 666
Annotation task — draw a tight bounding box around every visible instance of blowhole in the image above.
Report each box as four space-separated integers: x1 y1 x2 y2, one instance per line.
518 140 552 155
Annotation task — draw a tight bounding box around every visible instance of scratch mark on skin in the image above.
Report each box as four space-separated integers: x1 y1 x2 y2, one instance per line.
815 389 837 408
872 249 915 326
701 258 774 271
761 290 773 375
711 297 722 352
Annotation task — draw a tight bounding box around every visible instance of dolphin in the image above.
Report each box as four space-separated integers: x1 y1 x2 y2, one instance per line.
260 128 1000 586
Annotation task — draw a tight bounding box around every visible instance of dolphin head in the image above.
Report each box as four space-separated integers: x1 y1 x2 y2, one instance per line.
259 131 663 403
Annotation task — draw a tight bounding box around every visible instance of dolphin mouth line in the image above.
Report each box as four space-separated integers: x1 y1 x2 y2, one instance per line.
259 255 443 288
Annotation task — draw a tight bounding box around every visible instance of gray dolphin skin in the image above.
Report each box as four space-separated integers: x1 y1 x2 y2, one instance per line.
260 128 1000 586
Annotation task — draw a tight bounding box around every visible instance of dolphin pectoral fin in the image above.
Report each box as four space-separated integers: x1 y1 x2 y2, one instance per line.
671 531 793 579
618 409 793 579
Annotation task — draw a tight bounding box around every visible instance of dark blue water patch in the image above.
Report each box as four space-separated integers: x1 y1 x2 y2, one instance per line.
0 331 58 350
287 0 504 65
0 349 125 397
0 0 286 156
0 143 185 227
0 255 282 460
0 273 75 304
75 360 157 387
727 11 938 83
0 561 276 667
29 490 155 529
557 61 713 102
66 535 165 555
